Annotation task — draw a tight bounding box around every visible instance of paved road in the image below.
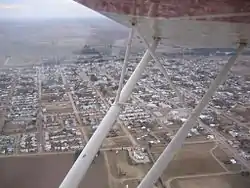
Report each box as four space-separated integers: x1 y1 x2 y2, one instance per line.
60 68 89 143
199 120 250 170
37 67 43 153
92 76 138 146
0 147 132 158
181 89 250 170
210 144 229 172
210 106 250 130
67 93 89 142
146 147 166 188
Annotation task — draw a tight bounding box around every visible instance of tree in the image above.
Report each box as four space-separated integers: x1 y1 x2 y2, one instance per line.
90 74 98 82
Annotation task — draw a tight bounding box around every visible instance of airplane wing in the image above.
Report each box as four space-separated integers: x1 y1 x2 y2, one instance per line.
59 2 249 188
74 0 250 48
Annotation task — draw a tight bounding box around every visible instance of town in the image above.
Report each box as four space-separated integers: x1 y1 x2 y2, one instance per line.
0 49 250 187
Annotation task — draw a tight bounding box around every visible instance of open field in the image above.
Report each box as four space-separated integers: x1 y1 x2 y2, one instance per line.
111 137 133 147
212 146 242 172
151 142 226 180
3 122 22 134
102 136 132 149
0 152 108 188
170 174 250 188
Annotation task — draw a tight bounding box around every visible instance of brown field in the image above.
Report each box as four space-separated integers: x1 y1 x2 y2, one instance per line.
170 174 250 188
111 137 133 147
0 152 108 188
151 142 226 180
3 122 28 134
43 103 73 114
212 146 242 172
102 136 132 149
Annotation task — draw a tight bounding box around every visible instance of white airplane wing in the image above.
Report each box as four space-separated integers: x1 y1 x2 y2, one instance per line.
59 1 249 188
75 0 250 48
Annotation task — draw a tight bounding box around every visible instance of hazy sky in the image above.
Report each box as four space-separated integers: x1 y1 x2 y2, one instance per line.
0 0 102 19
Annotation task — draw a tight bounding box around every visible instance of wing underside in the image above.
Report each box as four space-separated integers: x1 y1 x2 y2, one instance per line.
75 0 250 48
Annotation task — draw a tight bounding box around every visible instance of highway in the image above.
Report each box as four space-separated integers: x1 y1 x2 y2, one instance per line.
37 67 43 153
209 144 229 172
92 73 138 146
59 68 89 143
210 105 250 131
0 146 132 158
199 119 250 170
141 81 250 170
146 146 166 188
182 89 250 170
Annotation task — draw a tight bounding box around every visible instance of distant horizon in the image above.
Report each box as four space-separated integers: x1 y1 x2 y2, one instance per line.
0 16 108 21
0 16 126 29
0 0 103 19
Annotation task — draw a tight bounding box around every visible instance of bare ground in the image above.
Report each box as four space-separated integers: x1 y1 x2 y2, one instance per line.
171 174 250 188
151 142 226 180
0 152 108 188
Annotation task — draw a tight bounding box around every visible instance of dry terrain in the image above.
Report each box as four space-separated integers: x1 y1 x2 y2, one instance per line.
151 142 226 180
170 174 250 188
212 146 242 172
102 136 132 149
0 152 108 188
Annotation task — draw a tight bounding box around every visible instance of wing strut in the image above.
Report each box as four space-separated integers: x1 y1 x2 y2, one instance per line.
114 27 134 103
59 26 159 188
134 27 184 105
137 42 246 188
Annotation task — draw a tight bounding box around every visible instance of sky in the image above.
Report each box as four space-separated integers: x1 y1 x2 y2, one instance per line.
0 0 102 19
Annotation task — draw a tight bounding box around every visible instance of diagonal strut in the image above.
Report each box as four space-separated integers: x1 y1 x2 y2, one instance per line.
59 29 158 188
134 27 184 105
137 43 246 188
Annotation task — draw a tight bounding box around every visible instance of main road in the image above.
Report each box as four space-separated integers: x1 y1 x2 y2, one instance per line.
59 68 89 143
0 146 132 158
97 72 138 146
37 67 43 153
182 89 250 170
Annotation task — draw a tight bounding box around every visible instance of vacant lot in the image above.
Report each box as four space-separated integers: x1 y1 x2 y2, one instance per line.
170 174 250 188
111 137 133 147
0 152 108 188
43 103 73 114
106 150 151 180
102 136 132 149
3 122 32 134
